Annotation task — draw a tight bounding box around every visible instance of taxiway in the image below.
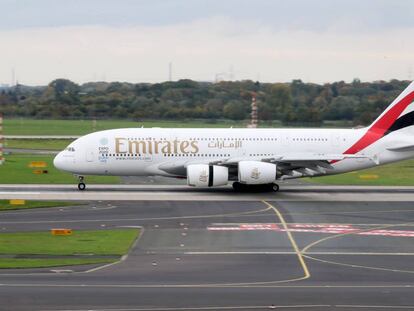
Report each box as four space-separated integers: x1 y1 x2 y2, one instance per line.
0 190 414 310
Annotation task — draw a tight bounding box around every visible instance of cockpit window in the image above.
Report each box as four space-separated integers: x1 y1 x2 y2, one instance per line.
65 147 75 152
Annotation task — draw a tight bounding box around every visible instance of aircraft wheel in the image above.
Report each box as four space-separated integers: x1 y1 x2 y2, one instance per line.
78 182 86 191
272 183 280 192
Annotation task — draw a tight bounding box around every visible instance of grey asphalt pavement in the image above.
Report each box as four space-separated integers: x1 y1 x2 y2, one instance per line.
0 198 414 310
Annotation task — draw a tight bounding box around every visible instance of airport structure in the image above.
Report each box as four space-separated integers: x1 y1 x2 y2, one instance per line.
248 92 258 128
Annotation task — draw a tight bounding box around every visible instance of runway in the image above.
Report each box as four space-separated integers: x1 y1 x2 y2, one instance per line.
2 184 414 201
1 192 414 310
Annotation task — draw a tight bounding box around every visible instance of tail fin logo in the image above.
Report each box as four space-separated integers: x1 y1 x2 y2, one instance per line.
342 82 414 155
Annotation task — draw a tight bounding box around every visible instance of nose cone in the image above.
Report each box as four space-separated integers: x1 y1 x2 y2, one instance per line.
53 152 64 170
53 152 73 172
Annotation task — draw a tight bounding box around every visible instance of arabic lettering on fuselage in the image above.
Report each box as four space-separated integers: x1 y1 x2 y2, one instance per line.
207 140 242 149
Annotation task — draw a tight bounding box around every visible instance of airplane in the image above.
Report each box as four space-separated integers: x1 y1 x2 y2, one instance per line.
54 81 414 192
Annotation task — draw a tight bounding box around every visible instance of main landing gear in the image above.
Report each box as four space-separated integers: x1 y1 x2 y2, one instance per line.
232 182 279 193
77 176 86 191
272 183 279 192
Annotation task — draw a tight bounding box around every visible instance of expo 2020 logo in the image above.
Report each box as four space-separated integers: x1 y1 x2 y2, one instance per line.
100 137 109 146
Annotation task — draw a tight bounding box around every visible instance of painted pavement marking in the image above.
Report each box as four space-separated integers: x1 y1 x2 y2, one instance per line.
207 223 414 237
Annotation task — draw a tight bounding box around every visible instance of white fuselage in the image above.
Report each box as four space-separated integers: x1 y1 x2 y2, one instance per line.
53 126 414 180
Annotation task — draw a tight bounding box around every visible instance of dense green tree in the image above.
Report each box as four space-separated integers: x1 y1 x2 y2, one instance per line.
223 100 248 120
259 84 292 121
48 79 80 104
0 78 410 126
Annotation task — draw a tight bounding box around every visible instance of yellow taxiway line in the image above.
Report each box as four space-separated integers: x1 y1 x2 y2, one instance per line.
262 200 310 279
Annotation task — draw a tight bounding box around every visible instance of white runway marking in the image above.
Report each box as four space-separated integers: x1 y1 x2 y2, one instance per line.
1 283 414 288
50 305 331 311
49 307 414 311
185 252 414 256
207 223 414 238
3 184 414 201
335 305 414 309
0 206 271 225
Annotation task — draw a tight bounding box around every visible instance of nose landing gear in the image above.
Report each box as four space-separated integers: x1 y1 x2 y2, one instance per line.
77 176 86 191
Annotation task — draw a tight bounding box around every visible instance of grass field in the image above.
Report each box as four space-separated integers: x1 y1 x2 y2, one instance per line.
4 139 73 150
0 229 139 268
308 159 414 186
4 118 248 135
0 154 120 184
3 118 354 136
0 200 75 211
0 230 139 255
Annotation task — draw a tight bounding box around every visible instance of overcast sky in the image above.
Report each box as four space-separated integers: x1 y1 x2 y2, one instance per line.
1 0 413 85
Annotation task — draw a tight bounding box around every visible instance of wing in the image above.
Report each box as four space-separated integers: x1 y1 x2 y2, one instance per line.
156 153 375 179
222 153 376 179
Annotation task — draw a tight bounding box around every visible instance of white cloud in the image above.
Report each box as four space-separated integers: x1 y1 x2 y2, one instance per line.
1 17 413 85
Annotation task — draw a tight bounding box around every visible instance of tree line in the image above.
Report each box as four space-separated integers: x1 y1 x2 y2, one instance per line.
0 78 410 126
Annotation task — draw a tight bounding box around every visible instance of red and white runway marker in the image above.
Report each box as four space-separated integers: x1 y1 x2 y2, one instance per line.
207 223 414 238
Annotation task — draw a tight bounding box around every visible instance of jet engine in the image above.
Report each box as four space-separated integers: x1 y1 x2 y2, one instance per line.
238 161 276 184
187 164 228 187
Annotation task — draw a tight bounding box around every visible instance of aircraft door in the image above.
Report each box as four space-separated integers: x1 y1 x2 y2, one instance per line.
331 131 341 147
282 131 290 149
238 137 246 157
86 148 94 162
330 131 342 154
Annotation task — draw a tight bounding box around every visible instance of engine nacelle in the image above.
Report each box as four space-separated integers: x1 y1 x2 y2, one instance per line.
187 164 228 187
238 161 276 184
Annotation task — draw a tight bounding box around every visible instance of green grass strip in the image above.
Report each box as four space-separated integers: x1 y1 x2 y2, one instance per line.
0 229 139 256
3 118 249 135
308 159 414 186
0 200 75 211
4 139 73 151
